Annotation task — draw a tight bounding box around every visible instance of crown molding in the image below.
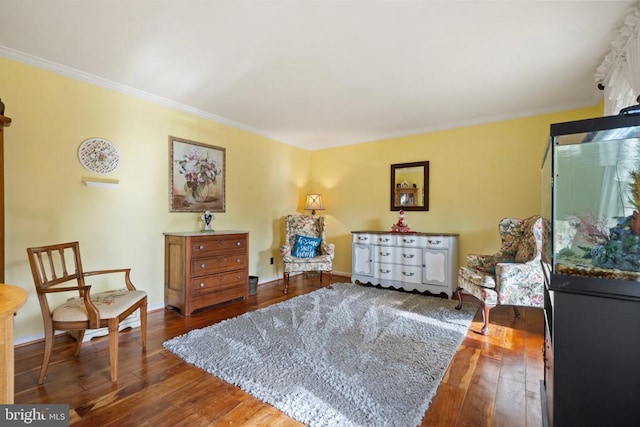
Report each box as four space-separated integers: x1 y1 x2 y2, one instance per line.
0 45 300 146
0 45 602 152
382 103 598 142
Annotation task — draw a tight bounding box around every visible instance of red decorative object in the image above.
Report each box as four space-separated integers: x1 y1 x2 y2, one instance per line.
391 210 413 233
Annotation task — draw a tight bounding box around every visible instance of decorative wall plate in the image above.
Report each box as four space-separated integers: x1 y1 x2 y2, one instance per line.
78 137 120 174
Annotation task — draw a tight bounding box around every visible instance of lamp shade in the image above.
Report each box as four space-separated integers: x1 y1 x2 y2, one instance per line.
305 194 325 214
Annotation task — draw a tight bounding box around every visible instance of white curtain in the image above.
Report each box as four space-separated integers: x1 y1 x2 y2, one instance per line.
595 3 640 115
593 3 640 220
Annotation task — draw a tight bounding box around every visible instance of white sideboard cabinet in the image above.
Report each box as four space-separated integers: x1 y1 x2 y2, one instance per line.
351 231 459 298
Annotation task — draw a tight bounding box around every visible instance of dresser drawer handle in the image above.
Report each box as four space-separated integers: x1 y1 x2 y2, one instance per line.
402 272 415 277
236 241 241 246
358 236 369 241
379 269 391 274
403 254 415 258
379 252 390 256
199 245 205 250
199 283 205 288
237 274 241 279
236 258 241 263
379 238 390 242
200 263 206 269
428 239 442 245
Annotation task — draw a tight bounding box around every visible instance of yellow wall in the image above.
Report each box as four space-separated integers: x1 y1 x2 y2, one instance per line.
310 106 602 274
1 55 603 343
1 57 310 341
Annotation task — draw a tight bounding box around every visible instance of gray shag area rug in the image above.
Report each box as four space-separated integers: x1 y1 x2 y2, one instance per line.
163 283 478 427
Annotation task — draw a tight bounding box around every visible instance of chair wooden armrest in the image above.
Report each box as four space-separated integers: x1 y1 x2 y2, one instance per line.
83 268 136 290
79 287 101 329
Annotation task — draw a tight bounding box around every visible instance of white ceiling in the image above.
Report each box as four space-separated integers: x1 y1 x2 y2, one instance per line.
0 1 635 150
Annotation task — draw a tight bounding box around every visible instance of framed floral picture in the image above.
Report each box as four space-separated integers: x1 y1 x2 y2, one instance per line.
169 136 225 212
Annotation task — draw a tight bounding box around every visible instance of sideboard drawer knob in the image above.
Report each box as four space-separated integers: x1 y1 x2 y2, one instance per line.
236 241 241 246
200 263 206 269
199 283 205 288
236 258 241 263
199 245 205 250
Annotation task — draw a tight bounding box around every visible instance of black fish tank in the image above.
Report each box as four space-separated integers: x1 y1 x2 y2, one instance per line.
542 112 640 427
545 113 640 296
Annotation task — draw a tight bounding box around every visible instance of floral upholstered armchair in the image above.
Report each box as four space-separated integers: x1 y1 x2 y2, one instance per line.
456 215 550 335
280 215 335 294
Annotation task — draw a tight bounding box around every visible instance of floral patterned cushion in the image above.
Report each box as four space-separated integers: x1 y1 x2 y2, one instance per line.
53 289 147 322
459 265 497 289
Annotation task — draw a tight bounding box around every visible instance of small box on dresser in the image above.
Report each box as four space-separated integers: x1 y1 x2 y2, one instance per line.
164 231 249 316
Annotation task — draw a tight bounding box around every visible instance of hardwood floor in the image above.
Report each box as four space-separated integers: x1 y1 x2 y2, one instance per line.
14 275 544 426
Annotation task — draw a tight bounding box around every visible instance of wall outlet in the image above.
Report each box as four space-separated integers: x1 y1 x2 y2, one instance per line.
270 257 274 265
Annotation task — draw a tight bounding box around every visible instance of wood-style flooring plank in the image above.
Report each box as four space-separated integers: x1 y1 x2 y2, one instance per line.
456 355 502 426
493 376 526 427
13 275 544 426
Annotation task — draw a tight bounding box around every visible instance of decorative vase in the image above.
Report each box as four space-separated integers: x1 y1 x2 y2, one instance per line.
191 182 215 203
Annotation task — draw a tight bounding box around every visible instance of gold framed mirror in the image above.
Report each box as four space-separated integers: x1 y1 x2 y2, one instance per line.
390 161 429 211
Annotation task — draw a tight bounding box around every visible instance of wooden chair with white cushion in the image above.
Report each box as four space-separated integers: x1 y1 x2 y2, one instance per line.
26 241 147 384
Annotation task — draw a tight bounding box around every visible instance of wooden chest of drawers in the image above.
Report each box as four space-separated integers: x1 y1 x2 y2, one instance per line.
164 231 249 316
